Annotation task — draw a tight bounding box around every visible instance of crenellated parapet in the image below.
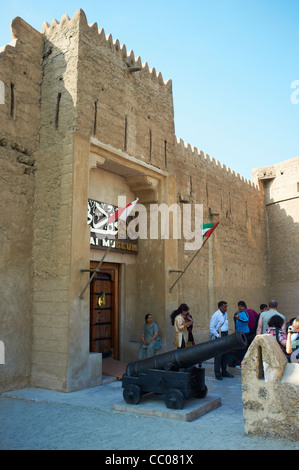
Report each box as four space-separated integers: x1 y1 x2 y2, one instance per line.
0 38 18 60
175 137 260 191
0 14 41 59
40 9 172 89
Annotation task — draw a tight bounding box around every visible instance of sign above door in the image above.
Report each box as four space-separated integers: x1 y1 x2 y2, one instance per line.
88 198 138 254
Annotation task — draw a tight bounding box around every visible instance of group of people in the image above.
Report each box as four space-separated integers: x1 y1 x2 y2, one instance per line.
137 304 194 360
136 300 299 377
252 299 299 364
210 299 299 379
210 300 263 379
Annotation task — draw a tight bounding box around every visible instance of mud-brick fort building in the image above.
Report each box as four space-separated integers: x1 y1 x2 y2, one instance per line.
0 9 298 393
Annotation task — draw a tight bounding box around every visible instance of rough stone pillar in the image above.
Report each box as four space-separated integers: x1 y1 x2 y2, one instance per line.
242 334 299 442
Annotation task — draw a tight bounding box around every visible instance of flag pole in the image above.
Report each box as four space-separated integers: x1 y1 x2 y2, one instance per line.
169 237 209 294
79 241 114 299
169 221 219 293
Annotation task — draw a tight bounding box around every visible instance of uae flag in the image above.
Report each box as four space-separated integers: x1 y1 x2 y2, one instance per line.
201 221 219 238
108 198 139 224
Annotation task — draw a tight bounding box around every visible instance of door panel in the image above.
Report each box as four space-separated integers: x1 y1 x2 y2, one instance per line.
90 262 119 359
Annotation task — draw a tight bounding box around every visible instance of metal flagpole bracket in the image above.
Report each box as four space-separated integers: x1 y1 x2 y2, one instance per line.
169 221 220 293
80 269 101 273
79 242 113 299
169 238 208 294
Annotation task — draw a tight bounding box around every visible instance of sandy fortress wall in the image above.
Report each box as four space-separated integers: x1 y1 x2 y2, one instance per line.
171 138 268 337
0 9 296 392
253 158 299 319
0 17 43 390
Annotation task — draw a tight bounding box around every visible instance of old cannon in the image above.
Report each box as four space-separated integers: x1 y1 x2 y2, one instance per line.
122 330 247 409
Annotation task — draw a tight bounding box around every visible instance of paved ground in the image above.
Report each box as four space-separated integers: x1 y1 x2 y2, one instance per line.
0 364 298 451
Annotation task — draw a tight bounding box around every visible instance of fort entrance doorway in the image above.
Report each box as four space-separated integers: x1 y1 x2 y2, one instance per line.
89 262 120 359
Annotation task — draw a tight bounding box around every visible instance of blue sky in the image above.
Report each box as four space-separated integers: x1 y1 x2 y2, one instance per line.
0 0 298 181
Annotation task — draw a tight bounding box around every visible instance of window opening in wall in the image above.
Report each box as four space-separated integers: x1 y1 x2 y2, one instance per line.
93 99 98 135
124 116 128 152
164 140 167 168
149 130 152 163
55 92 62 130
0 81 4 105
10 83 14 119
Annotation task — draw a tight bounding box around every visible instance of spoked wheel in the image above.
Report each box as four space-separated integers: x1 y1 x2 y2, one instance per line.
123 384 141 405
164 389 185 410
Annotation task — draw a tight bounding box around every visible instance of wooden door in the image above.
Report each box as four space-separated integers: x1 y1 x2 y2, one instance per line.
90 262 119 359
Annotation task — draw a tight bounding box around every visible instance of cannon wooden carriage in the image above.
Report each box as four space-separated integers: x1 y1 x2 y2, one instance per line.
122 331 247 409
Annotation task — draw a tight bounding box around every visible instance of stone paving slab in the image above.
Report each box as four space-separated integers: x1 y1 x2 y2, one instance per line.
112 393 221 422
1 370 298 450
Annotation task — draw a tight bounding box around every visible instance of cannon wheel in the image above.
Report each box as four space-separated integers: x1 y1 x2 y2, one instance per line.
123 384 141 405
164 389 185 410
196 385 208 399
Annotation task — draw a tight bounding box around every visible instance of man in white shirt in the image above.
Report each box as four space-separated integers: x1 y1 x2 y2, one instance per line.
209 301 234 380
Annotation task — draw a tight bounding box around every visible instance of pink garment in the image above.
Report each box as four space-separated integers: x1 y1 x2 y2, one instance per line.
246 309 259 329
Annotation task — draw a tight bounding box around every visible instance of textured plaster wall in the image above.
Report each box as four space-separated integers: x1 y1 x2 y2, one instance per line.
75 12 175 169
31 12 103 391
253 157 299 319
0 18 43 390
169 141 268 342
29 14 78 391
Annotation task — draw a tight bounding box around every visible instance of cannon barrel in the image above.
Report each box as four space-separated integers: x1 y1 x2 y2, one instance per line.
125 330 247 376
